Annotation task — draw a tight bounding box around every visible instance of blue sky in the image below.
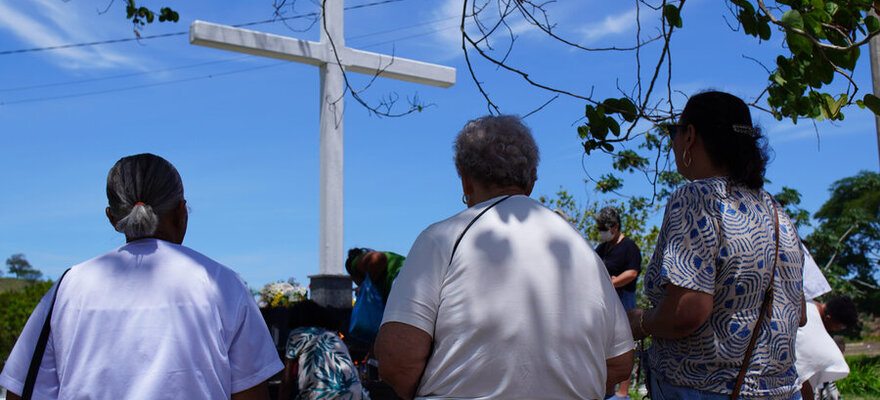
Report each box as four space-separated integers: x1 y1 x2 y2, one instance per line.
0 0 877 289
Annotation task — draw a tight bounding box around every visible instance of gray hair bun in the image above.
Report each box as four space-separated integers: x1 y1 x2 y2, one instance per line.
106 154 184 239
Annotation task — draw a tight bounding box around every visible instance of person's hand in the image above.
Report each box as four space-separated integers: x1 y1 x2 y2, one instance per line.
627 308 648 340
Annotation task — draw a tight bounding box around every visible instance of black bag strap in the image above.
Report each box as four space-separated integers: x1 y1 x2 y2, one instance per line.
448 195 512 266
22 268 71 400
731 198 780 400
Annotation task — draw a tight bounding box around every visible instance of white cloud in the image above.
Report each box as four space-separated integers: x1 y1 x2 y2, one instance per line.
430 0 553 61
0 0 147 70
579 8 639 43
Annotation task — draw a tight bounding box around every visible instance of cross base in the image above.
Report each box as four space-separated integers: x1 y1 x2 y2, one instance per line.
309 274 353 309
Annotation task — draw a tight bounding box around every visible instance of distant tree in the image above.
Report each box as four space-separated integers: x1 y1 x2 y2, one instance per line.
6 254 43 281
774 186 812 231
805 171 880 313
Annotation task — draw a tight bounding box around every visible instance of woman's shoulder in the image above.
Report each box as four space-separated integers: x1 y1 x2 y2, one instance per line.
671 177 728 198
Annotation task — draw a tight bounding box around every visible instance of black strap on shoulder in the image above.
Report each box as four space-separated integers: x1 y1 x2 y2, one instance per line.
22 268 71 400
448 195 512 266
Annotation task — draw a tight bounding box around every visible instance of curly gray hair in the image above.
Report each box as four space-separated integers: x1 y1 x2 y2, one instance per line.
454 115 539 189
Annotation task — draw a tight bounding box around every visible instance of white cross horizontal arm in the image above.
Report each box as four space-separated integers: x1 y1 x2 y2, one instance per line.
190 21 455 88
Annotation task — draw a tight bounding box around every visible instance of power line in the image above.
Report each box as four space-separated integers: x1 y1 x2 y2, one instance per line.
347 14 458 41
0 56 251 92
0 0 403 56
0 62 287 106
356 23 458 50
0 0 464 106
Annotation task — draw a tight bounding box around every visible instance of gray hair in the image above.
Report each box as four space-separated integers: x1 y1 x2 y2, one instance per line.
595 206 620 229
106 153 184 238
454 115 539 189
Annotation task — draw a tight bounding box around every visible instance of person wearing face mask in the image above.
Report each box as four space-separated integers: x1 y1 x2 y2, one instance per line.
594 206 641 400
627 91 806 399
595 207 642 313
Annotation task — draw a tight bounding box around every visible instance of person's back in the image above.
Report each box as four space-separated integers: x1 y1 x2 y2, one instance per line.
0 153 282 400
44 239 272 399
644 177 804 396
384 195 631 399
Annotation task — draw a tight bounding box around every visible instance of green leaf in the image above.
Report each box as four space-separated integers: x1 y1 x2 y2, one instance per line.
862 94 880 116
824 1 838 16
786 32 813 56
866 15 880 33
781 10 805 30
663 5 683 28
758 20 772 40
608 118 621 137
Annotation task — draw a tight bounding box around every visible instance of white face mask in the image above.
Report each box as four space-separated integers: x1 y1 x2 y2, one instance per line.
598 230 614 243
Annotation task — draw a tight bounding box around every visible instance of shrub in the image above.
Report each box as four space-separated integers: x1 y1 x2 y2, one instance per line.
837 355 880 396
0 280 54 370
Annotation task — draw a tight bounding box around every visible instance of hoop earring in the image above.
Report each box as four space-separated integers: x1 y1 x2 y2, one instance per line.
683 149 692 168
462 193 468 204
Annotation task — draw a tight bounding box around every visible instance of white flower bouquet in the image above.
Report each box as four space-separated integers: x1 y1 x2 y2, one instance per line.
260 279 308 307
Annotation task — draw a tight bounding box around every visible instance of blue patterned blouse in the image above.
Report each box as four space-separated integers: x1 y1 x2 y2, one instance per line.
644 177 804 398
285 327 370 400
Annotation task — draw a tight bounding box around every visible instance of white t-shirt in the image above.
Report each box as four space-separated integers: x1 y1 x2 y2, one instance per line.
796 301 849 389
0 239 283 399
802 244 832 301
382 195 633 400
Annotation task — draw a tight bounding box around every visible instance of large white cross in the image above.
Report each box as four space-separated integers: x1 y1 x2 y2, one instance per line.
189 1 455 276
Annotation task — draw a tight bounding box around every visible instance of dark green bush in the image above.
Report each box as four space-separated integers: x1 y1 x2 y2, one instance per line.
838 355 880 397
0 280 54 370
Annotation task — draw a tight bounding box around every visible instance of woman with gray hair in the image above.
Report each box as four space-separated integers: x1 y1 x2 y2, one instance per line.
0 153 282 400
375 115 634 400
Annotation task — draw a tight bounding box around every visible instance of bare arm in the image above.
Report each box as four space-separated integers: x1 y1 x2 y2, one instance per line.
629 284 713 340
277 358 297 400
360 251 389 286
605 350 635 393
611 269 638 288
231 380 270 400
375 322 432 400
801 380 814 400
800 294 808 327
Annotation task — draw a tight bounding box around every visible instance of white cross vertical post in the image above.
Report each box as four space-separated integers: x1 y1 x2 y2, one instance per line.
319 0 345 282
189 0 455 306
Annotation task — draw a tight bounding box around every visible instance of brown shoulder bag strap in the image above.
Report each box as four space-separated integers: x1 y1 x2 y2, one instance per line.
731 199 780 400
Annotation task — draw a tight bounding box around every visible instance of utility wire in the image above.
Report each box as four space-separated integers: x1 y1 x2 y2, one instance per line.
0 0 403 56
1 21 455 105
0 0 464 106
0 62 287 106
0 56 251 92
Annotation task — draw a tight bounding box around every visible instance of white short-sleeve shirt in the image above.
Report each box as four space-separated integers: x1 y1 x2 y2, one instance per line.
0 239 283 399
796 301 849 388
382 195 633 400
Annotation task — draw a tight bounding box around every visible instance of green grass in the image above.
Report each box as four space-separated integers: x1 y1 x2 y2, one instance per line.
621 355 880 399
837 355 880 397
0 277 31 293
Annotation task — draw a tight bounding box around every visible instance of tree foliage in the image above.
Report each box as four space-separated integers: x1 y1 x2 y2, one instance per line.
122 0 178 34
805 171 880 309
773 185 812 230
6 253 43 281
461 0 880 199
0 280 54 371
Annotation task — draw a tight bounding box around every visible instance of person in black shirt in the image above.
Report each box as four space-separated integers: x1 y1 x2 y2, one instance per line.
595 206 641 400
